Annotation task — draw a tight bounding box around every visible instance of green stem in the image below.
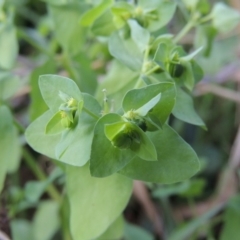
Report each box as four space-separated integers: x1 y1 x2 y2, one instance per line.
199 14 212 24
22 148 62 203
62 53 78 81
17 28 53 57
144 65 160 76
14 119 61 202
173 21 195 44
13 119 25 134
83 106 99 120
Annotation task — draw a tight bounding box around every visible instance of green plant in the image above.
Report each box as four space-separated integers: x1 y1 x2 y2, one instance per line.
0 0 240 239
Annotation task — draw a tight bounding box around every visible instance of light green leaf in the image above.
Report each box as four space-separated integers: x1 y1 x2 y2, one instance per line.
49 3 87 56
139 0 177 32
109 31 143 71
0 106 21 192
39 74 82 112
24 181 47 203
211 3 240 33
135 93 161 116
91 10 116 36
95 60 139 103
182 0 199 10
194 25 217 57
25 111 61 160
66 164 133 240
180 47 203 62
0 17 18 69
172 88 205 127
33 201 60 240
90 113 135 177
124 222 154 240
29 59 57 121
0 72 20 100
45 111 64 135
26 93 100 166
120 125 200 183
96 215 124 240
11 219 33 240
80 0 113 26
128 19 150 52
122 82 176 126
179 61 195 90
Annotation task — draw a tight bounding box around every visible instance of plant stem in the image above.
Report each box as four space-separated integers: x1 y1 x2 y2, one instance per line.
62 52 78 81
17 28 53 57
22 148 62 202
173 21 195 44
144 65 160 76
83 106 99 120
14 119 61 202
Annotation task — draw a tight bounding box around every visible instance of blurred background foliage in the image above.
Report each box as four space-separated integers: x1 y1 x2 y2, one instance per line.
0 0 240 239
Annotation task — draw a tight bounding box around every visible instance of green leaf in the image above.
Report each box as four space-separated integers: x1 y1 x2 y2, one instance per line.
95 60 139 104
24 181 47 203
109 31 143 71
153 181 191 198
135 93 161 116
169 204 223 240
179 61 195 90
33 201 60 240
124 222 154 240
120 125 200 183
0 71 20 100
39 74 82 112
25 93 100 166
49 3 87 56
194 25 217 57
11 219 33 240
80 0 113 26
179 178 206 198
129 124 157 161
29 59 57 121
71 53 98 95
220 195 240 240
128 19 150 52
0 16 18 69
91 10 116 36
139 0 177 32
211 3 240 33
90 113 135 177
180 47 203 62
96 215 124 240
172 88 205 127
182 0 199 10
45 111 64 135
122 82 176 126
66 164 133 240
0 106 21 192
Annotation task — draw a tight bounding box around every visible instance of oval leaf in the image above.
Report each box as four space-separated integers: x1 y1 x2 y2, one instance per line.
119 125 200 183
66 164 132 240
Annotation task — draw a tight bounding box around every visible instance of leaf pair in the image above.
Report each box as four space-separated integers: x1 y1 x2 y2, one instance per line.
90 82 176 177
25 75 101 166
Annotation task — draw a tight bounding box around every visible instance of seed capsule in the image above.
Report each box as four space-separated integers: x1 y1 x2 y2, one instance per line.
112 132 132 149
168 63 185 78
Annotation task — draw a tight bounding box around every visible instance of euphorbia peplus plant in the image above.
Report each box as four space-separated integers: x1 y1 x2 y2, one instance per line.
21 0 240 239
